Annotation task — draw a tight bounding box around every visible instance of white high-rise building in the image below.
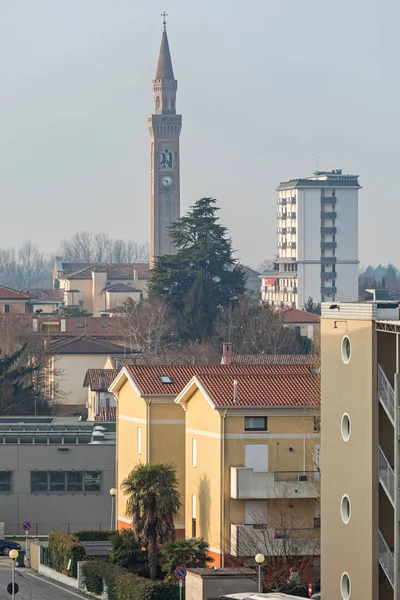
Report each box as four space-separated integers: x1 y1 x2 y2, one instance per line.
261 169 361 308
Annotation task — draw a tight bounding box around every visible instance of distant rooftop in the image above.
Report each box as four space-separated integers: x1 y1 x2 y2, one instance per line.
277 168 361 191
0 416 116 445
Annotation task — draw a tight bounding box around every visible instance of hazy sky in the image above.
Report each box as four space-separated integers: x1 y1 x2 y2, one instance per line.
0 0 398 269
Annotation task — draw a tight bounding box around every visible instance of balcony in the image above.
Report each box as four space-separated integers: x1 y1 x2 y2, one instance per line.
321 242 337 250
230 524 320 557
378 446 395 507
230 468 320 500
321 272 336 281
379 530 394 588
320 227 337 235
320 287 337 295
378 364 394 424
277 242 287 249
287 227 296 234
277 213 287 220
287 197 296 205
287 212 297 219
320 211 337 219
277 227 287 234
321 196 337 204
287 242 297 249
277 198 287 205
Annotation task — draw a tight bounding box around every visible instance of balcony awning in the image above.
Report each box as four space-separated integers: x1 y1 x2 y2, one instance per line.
266 278 277 285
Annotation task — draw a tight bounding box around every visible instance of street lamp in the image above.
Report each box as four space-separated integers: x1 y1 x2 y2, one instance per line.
10 549 19 600
255 553 265 593
110 488 117 530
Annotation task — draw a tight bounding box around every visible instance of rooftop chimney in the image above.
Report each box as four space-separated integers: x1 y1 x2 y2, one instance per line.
233 379 238 404
222 342 232 365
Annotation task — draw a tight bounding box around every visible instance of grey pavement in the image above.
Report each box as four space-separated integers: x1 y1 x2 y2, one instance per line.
0 558 92 600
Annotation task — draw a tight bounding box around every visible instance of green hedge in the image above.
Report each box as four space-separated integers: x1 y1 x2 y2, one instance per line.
74 529 117 541
82 561 179 600
114 572 179 600
48 532 85 578
82 561 127 600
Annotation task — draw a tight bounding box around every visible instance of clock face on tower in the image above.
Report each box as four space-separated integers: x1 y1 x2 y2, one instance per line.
161 176 173 188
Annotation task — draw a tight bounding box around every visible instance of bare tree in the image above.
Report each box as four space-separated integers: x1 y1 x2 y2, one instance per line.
59 232 149 264
229 492 320 593
213 296 307 356
0 242 51 289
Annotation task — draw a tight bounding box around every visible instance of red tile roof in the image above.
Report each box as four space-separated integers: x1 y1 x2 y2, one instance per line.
108 355 141 368
124 363 317 396
279 308 320 324
195 372 320 407
231 354 316 365
21 289 64 302
0 285 30 300
105 283 142 293
66 264 149 280
49 336 130 355
84 369 119 390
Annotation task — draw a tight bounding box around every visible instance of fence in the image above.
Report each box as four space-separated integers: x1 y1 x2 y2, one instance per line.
5 522 110 536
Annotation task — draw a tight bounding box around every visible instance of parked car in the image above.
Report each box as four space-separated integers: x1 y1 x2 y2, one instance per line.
311 594 321 599
0 540 21 556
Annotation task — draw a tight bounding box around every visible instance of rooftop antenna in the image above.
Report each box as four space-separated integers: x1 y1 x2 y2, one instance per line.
161 11 168 31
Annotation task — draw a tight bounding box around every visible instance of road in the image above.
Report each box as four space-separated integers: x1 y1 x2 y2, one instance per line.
0 558 92 600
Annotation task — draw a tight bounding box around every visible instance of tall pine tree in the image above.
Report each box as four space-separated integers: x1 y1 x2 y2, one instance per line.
149 198 246 341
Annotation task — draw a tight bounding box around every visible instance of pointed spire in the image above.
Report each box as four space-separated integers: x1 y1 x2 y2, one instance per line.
155 28 175 80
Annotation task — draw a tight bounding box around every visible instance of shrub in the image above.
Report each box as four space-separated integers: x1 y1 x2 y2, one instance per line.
74 529 117 541
48 532 85 578
82 560 127 600
114 572 179 600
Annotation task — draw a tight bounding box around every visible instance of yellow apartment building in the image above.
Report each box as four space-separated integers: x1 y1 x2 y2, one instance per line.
175 371 320 571
321 300 400 600
109 363 317 539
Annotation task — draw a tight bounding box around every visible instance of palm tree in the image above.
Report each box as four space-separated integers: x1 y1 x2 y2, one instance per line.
121 462 182 581
109 529 143 572
160 538 214 582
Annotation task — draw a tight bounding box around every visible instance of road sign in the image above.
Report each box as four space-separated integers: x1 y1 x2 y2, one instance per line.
21 521 31 531
7 582 19 595
175 566 187 580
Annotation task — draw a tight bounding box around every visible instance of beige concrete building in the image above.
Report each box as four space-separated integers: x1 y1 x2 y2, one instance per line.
321 300 400 600
53 259 148 315
149 22 182 266
0 285 30 313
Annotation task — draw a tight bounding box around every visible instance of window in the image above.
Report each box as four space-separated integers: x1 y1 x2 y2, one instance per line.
84 471 101 492
31 471 100 493
160 376 172 384
192 494 197 537
341 336 351 364
0 471 11 493
192 438 197 467
137 427 142 455
4 305 10 313
31 472 48 492
341 573 351 600
341 495 351 524
341 413 351 442
244 417 268 432
314 517 321 529
313 416 320 432
67 472 83 492
49 472 65 492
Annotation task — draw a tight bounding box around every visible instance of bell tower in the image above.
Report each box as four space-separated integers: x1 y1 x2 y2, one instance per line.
149 14 182 267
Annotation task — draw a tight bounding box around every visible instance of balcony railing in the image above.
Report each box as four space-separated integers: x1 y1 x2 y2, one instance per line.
378 364 395 424
321 242 337 250
320 227 337 235
320 211 337 219
378 530 394 588
230 468 320 500
378 445 395 506
231 524 320 557
321 272 336 281
321 196 337 204
277 213 287 220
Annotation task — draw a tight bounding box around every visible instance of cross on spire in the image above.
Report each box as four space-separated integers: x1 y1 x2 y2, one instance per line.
161 11 168 31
